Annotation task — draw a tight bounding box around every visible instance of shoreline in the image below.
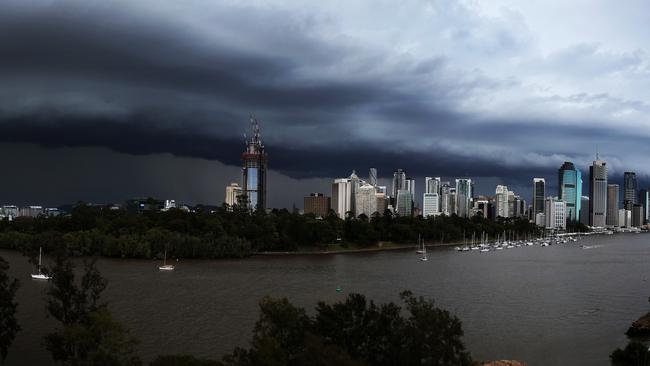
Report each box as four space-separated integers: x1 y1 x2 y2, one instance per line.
256 241 462 256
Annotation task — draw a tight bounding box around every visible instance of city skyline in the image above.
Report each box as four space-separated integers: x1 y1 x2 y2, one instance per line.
1 1 650 208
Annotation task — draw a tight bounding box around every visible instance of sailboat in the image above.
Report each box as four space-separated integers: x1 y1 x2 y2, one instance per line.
158 249 175 271
419 245 428 261
31 247 51 280
416 234 425 254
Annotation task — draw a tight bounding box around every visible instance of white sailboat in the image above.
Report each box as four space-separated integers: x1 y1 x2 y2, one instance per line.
158 249 175 271
419 246 428 261
31 247 51 280
416 234 425 254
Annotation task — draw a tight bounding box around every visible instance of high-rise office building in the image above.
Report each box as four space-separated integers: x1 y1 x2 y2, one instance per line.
639 189 649 225
579 196 590 226
396 190 413 216
558 162 582 222
375 192 389 215
356 183 378 218
225 182 242 208
606 184 619 227
455 178 472 218
304 193 331 217
545 197 566 230
623 172 637 210
369 168 378 187
632 204 644 227
422 193 440 217
589 158 608 227
349 170 360 214
405 177 415 196
331 177 353 218
425 177 441 194
440 182 452 215
448 189 456 215
241 117 268 211
495 185 509 218
391 169 406 200
532 178 545 217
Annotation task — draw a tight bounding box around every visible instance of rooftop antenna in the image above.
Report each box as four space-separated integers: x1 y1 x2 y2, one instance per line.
596 144 599 160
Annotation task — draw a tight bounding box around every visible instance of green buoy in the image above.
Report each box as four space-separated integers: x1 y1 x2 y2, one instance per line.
336 286 342 293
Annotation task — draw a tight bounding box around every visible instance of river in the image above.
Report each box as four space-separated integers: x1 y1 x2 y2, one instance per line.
2 233 649 365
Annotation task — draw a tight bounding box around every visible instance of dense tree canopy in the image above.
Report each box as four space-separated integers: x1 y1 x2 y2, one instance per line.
44 255 141 366
0 256 19 362
0 204 541 260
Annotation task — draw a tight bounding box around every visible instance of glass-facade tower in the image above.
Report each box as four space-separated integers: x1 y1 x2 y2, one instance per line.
558 162 582 222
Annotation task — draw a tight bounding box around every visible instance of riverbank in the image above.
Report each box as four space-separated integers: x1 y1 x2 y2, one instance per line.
256 240 462 256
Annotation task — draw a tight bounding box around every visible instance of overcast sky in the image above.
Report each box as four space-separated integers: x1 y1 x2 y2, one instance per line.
1 0 648 207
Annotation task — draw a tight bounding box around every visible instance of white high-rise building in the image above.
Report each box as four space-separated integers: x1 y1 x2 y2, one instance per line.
423 193 440 217
545 197 566 230
618 209 631 228
440 183 452 215
425 177 441 194
495 185 509 218
356 183 378 217
225 183 242 208
332 178 353 218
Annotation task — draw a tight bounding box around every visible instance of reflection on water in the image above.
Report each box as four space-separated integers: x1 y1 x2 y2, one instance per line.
3 233 650 366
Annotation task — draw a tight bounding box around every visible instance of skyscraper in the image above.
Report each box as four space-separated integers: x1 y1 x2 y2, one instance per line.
396 190 413 217
369 168 378 187
455 178 472 218
495 185 509 218
422 193 440 217
632 204 644 227
589 158 608 227
558 162 582 222
440 182 452 215
356 183 378 217
331 178 353 218
349 170 360 214
532 178 545 217
639 189 649 225
391 169 406 200
545 197 566 230
580 196 590 226
425 177 441 194
623 171 637 209
606 184 619 227
241 117 267 211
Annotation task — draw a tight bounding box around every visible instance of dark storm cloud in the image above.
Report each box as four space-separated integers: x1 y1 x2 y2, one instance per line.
0 0 648 207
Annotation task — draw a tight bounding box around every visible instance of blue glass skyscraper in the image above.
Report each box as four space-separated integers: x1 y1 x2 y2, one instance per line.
558 162 582 222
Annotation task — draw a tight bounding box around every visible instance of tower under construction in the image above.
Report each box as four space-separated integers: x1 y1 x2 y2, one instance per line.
241 116 268 211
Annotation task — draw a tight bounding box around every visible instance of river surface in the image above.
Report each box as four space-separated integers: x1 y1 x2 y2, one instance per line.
2 233 650 365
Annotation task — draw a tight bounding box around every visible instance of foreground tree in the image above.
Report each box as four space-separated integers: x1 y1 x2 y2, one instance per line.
44 255 141 366
610 341 650 366
215 291 472 366
0 256 20 362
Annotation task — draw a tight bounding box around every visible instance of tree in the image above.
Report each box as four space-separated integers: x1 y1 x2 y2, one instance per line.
44 255 141 366
0 256 20 362
150 355 222 366
610 341 650 366
224 292 472 366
